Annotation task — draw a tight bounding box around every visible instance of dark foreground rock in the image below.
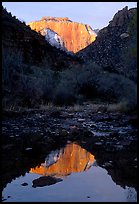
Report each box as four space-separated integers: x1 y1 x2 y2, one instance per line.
32 176 62 188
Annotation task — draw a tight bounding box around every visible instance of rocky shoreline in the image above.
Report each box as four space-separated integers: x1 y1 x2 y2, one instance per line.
2 103 137 192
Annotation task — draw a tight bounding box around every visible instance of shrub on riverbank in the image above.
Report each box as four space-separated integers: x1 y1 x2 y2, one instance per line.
2 57 137 112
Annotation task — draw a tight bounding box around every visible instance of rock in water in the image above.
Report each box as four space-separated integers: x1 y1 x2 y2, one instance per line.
32 176 62 187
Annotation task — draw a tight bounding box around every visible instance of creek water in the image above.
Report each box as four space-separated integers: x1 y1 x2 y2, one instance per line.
2 142 137 202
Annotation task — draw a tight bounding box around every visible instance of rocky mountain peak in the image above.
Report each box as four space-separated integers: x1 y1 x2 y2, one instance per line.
27 17 96 53
109 6 135 27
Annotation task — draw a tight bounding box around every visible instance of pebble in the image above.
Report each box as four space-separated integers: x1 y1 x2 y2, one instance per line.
21 182 28 186
95 142 103 145
25 147 32 151
78 118 85 122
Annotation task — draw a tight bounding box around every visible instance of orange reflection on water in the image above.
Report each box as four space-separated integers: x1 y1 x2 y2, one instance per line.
30 143 95 177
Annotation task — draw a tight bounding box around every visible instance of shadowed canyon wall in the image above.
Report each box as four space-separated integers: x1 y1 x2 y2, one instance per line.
77 6 137 82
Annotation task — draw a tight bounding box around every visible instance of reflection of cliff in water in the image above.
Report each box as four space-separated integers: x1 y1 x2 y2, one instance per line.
2 137 137 192
30 143 95 177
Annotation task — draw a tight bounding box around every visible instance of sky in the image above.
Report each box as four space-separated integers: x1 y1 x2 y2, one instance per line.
2 2 137 29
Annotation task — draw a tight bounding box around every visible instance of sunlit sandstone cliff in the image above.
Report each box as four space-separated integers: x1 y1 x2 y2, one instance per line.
27 17 96 53
30 143 95 177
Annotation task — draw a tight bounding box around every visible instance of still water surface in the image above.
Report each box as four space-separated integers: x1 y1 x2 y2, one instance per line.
2 142 137 202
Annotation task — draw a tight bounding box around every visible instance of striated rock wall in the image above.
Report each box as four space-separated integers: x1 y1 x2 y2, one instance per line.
27 17 96 53
41 28 67 51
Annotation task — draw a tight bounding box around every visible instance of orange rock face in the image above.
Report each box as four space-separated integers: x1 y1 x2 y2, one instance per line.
30 143 95 177
27 17 96 53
